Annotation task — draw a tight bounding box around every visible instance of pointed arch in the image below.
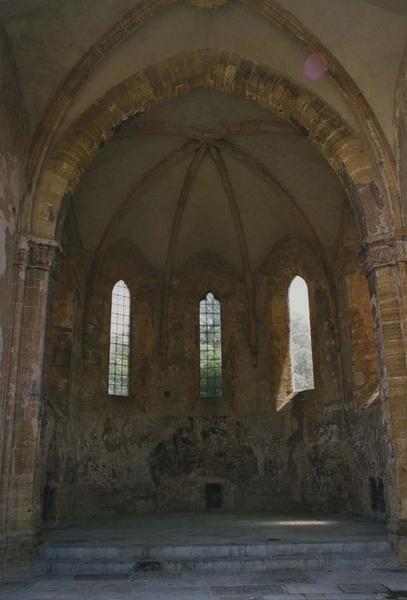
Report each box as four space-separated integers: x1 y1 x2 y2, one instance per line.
108 280 131 396
288 275 314 392
29 50 394 244
199 292 223 398
25 0 397 235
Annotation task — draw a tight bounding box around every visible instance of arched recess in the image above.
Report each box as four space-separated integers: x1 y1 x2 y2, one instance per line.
174 249 246 415
258 237 335 412
258 234 385 516
27 49 394 247
24 0 398 234
82 238 155 410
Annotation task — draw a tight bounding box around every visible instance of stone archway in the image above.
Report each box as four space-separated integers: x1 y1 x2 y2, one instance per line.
25 0 398 237
28 49 395 240
4 49 407 570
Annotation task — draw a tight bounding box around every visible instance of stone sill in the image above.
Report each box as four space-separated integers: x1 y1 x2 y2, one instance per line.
108 394 131 402
277 388 315 411
365 388 380 408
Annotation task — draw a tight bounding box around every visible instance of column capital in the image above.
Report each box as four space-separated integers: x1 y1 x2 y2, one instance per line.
16 233 60 271
29 241 58 271
358 237 407 276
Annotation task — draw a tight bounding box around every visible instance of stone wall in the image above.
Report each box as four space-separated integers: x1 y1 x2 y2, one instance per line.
336 209 386 519
0 26 27 561
44 214 385 523
0 26 26 409
44 212 85 523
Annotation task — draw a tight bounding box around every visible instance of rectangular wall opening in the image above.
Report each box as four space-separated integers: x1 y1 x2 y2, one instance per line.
206 483 222 509
369 477 385 513
369 477 378 511
377 478 385 513
42 485 57 525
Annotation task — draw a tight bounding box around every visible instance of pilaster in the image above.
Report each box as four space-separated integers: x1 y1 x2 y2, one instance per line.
1 234 59 575
359 236 407 562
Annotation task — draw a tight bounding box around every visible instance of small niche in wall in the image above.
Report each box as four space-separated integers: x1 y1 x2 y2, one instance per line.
377 478 385 513
206 483 222 509
369 477 378 512
369 477 385 513
42 485 57 525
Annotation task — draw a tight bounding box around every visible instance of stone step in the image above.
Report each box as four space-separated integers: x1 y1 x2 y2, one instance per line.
40 551 399 575
40 540 391 561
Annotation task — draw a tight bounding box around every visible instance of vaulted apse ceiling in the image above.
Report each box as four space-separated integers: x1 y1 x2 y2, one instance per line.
72 90 346 274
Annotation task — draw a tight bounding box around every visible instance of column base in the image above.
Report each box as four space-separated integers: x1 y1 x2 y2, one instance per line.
0 531 41 579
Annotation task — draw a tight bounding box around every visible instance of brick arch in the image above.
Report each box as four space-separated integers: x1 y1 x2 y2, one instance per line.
30 49 393 243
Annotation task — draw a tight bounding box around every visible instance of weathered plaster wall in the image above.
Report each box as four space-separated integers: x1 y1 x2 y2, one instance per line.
0 26 26 439
44 217 385 523
45 212 85 523
336 207 386 518
0 26 28 571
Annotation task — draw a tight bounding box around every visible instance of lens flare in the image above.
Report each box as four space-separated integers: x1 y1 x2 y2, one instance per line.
304 52 328 81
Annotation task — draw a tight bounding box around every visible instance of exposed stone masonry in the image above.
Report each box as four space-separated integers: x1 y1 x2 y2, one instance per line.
42 212 384 523
1 0 407 577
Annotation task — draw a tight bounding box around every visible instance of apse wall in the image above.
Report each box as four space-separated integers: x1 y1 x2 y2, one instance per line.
44 213 387 523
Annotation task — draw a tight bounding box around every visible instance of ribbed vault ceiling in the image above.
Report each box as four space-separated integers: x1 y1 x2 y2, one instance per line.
73 90 346 274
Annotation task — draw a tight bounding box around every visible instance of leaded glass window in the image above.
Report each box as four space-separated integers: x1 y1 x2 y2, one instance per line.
199 292 222 398
108 280 130 396
288 276 314 392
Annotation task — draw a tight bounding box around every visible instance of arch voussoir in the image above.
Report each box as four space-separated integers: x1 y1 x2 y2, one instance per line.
30 49 391 244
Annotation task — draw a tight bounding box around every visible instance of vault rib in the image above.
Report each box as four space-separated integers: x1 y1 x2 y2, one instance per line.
216 138 331 279
159 145 207 367
83 139 202 316
90 139 201 279
209 146 257 363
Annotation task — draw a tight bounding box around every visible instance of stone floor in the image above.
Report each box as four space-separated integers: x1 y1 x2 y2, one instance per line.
2 514 407 599
2 567 407 600
42 513 389 546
